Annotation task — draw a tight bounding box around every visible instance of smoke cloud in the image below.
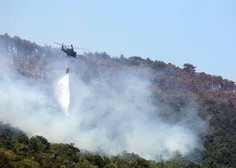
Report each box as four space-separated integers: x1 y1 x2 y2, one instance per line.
0 53 207 161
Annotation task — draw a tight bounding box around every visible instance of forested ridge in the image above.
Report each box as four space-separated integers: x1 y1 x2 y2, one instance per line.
0 33 236 167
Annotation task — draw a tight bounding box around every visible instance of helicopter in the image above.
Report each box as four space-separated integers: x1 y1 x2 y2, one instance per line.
54 42 90 74
54 42 77 57
54 42 90 58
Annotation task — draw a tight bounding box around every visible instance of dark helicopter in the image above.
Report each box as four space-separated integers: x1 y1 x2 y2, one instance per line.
62 44 77 57
54 42 77 57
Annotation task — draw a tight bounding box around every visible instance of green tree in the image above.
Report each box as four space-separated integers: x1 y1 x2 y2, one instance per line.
29 135 50 153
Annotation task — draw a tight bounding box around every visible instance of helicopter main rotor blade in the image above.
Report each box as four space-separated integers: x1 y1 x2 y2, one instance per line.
53 41 70 47
74 47 90 51
53 41 90 51
53 41 63 45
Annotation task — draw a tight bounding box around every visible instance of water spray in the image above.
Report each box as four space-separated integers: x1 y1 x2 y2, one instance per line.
55 68 71 116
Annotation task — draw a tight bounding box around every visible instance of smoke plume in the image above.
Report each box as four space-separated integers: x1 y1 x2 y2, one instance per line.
0 53 207 161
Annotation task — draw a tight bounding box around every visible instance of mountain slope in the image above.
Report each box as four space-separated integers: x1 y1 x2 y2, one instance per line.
0 33 236 167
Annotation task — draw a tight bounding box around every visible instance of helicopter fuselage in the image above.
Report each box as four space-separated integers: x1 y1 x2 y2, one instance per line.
62 45 77 57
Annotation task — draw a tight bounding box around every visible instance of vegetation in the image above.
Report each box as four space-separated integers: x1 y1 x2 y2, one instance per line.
0 34 236 167
0 122 205 167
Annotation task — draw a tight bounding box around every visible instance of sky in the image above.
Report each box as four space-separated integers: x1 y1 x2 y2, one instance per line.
1 0 236 82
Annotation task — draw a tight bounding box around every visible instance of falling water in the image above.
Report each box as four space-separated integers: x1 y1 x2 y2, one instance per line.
55 74 70 116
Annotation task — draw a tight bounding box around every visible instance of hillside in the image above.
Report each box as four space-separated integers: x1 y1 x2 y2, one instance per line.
0 33 236 167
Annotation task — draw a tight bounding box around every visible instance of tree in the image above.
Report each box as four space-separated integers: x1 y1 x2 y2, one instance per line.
29 135 50 153
183 63 196 74
0 148 11 168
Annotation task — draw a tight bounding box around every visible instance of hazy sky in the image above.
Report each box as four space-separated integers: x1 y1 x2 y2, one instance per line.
1 0 236 82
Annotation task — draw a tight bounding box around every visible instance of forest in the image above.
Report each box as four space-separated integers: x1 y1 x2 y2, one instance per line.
0 33 236 167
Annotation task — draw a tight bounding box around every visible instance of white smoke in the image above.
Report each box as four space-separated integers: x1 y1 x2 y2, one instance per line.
0 54 207 161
